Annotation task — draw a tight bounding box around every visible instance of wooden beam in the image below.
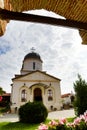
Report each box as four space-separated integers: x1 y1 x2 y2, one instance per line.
0 8 87 30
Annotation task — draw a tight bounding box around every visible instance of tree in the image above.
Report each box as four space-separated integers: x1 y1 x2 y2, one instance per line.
0 87 6 95
73 74 87 116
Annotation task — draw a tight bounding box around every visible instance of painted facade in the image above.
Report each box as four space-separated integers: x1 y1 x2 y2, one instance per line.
11 50 62 113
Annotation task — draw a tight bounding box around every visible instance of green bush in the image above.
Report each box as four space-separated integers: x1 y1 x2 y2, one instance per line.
18 102 48 123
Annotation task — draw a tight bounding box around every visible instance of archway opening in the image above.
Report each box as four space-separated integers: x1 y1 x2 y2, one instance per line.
34 88 42 101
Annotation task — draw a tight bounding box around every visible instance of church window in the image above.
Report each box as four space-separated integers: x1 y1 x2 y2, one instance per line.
21 89 27 102
33 62 35 70
48 89 53 101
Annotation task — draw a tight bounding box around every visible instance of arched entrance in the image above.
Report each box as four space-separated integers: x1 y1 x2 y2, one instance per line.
34 88 42 101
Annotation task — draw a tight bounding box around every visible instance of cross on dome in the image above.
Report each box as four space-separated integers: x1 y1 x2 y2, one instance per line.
31 47 35 52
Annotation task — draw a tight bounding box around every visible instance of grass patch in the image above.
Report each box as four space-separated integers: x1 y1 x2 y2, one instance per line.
0 122 39 130
0 120 50 130
0 118 75 130
67 117 76 122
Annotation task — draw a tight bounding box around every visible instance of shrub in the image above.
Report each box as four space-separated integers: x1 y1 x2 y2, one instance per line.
18 101 48 123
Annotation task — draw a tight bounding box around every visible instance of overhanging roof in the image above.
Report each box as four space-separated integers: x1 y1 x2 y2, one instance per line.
0 0 87 44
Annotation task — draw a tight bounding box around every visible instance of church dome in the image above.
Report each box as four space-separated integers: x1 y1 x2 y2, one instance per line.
21 49 43 75
24 52 42 62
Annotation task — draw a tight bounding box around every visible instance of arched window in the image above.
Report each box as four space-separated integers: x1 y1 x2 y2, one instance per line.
21 89 27 102
48 89 53 101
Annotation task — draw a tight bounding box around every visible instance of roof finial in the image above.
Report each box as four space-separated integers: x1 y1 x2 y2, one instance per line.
31 47 35 52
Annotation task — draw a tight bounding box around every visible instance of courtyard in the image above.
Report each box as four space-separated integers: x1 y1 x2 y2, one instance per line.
0 109 75 122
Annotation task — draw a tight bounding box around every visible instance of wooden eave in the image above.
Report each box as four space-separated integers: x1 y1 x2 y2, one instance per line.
0 8 87 31
0 0 87 44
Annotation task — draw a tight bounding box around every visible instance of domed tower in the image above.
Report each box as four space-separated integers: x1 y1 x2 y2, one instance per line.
21 49 43 75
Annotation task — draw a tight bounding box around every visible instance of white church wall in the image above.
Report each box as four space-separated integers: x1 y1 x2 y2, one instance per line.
11 77 61 113
42 81 61 111
11 51 61 113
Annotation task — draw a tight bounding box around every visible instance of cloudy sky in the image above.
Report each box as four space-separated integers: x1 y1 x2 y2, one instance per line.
0 9 87 94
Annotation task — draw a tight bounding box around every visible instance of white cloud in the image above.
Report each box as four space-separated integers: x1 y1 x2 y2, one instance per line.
0 9 87 94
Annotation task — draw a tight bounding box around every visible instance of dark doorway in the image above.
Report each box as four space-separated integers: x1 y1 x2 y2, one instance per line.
34 88 42 101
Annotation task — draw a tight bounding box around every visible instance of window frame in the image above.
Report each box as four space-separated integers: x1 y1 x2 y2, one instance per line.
21 89 27 102
47 89 53 101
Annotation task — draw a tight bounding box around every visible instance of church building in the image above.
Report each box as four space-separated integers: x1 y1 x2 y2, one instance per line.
11 49 62 113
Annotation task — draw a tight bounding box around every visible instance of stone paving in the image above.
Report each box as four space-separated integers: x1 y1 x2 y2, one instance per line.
0 113 19 122
48 109 75 119
0 109 75 122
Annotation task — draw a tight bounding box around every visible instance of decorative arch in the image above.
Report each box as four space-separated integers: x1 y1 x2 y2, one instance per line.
21 89 27 102
19 85 29 102
47 89 53 101
30 83 49 89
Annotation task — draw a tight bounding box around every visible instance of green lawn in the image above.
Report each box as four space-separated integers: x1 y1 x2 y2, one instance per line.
0 122 39 130
0 118 75 130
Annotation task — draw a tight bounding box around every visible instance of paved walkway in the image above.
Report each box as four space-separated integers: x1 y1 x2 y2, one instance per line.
0 113 19 122
48 109 75 119
0 109 75 122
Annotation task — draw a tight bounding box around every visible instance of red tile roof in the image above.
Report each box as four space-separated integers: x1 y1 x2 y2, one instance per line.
61 93 71 98
2 93 11 96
